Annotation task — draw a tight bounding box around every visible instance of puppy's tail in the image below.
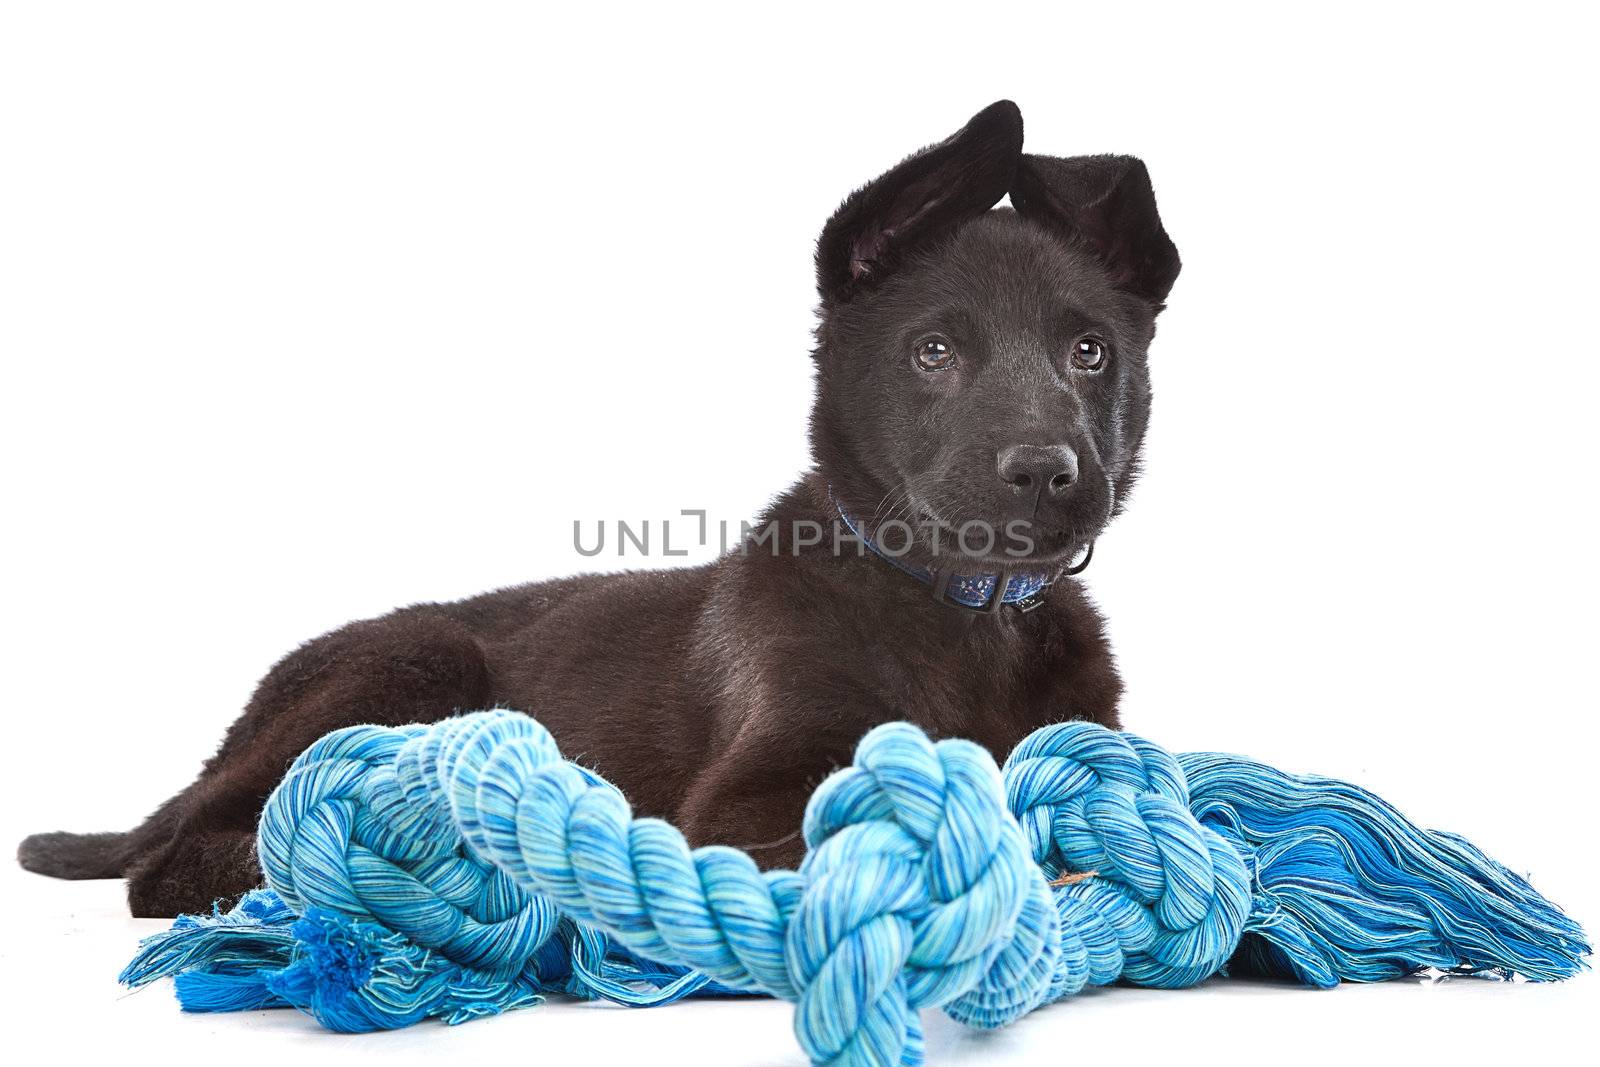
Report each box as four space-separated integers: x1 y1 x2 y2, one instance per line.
17 830 130 880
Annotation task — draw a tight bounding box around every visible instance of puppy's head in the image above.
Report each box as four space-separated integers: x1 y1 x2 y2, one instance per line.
812 101 1180 567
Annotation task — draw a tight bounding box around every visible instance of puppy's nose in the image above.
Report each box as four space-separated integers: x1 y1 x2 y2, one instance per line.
997 443 1079 496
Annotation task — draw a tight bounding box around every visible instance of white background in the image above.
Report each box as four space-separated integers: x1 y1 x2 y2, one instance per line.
2 2 1595 1063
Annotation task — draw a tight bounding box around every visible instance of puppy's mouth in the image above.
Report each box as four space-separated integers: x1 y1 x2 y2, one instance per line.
910 506 1104 568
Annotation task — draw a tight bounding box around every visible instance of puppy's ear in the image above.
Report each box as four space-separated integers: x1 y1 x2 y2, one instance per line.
1010 154 1181 305
816 100 1023 304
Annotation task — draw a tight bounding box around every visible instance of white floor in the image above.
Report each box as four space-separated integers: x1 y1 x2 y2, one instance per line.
5 867 1592 1067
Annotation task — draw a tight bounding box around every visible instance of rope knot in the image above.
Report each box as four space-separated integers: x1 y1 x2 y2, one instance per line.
793 723 1056 1064
257 715 561 981
1002 721 1250 987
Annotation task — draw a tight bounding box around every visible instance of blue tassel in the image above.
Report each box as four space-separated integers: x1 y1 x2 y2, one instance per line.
1179 751 1590 986
120 889 748 1029
120 890 299 1012
120 890 547 1028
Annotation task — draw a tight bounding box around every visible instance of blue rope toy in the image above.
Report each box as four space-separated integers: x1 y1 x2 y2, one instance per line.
122 711 1588 1065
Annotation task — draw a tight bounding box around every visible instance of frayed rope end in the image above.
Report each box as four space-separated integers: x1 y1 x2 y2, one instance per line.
120 890 546 1030
120 889 747 1028
1179 752 1590 988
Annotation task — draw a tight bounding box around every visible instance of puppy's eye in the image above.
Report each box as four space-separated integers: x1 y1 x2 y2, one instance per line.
914 337 957 371
1071 337 1110 371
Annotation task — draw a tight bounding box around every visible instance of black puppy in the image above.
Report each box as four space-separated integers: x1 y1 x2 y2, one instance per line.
19 101 1180 916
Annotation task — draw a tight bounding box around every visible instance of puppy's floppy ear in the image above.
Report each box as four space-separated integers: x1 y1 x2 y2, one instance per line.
816 100 1024 304
1010 154 1181 305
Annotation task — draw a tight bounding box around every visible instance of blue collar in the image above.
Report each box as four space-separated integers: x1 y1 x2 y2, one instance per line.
832 494 1080 613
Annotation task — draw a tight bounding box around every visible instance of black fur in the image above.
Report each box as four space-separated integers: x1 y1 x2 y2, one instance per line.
18 101 1181 916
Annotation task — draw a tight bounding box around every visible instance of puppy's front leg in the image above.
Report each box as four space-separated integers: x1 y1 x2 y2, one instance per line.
681 779 816 871
674 708 884 871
